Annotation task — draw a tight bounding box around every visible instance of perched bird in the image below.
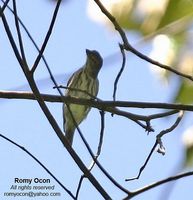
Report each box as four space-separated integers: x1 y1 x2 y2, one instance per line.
63 49 103 146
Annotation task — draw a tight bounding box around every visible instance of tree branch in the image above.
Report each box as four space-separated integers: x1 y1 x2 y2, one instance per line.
113 44 126 101
1 90 193 112
124 171 193 199
31 0 62 73
125 111 184 181
12 0 27 65
93 0 193 81
75 111 106 199
0 0 10 16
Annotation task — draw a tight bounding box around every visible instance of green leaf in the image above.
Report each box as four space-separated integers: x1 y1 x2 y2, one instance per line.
184 146 193 167
158 0 193 30
174 80 193 104
182 126 193 167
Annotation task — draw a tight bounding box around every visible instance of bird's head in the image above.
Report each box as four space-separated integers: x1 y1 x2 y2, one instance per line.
85 49 103 78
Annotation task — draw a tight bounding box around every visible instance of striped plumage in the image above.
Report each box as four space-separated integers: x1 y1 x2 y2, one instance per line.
63 49 103 146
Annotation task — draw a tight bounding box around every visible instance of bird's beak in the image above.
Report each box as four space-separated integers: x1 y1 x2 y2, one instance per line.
86 49 92 56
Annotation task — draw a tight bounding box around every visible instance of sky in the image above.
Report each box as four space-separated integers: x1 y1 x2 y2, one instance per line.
0 0 193 200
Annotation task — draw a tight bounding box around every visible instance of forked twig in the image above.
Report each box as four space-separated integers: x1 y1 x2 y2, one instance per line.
0 0 10 15
125 111 184 181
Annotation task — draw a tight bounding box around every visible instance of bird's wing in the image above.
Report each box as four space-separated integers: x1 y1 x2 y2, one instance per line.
63 67 83 126
66 67 83 87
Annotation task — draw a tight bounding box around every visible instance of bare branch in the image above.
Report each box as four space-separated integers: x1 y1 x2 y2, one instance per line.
0 90 154 131
124 171 193 199
97 110 105 156
1 9 24 69
156 111 184 155
75 175 84 199
1 90 193 112
31 0 62 73
0 90 190 133
55 85 99 100
12 0 27 65
125 141 157 181
67 102 130 194
2 90 190 109
146 110 179 120
125 111 184 181
0 0 10 15
113 44 126 101
89 110 106 170
93 0 193 81
75 111 105 199
158 111 184 138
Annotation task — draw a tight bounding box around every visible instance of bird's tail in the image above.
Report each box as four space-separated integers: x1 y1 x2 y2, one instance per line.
65 128 75 146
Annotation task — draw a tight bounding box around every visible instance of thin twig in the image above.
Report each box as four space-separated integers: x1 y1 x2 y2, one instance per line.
31 0 62 73
97 110 105 156
75 111 105 199
1 9 24 68
88 110 105 171
124 171 193 199
113 44 126 101
109 107 153 131
125 141 157 181
93 0 193 82
146 110 179 120
55 85 99 100
12 0 27 65
125 111 184 181
0 133 75 199
75 175 84 199
156 111 184 155
158 111 184 138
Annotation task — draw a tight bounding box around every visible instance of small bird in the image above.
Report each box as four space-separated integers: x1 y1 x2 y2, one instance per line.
63 49 103 146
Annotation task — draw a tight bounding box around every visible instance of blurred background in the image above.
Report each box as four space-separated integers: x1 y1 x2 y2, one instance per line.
0 0 193 199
